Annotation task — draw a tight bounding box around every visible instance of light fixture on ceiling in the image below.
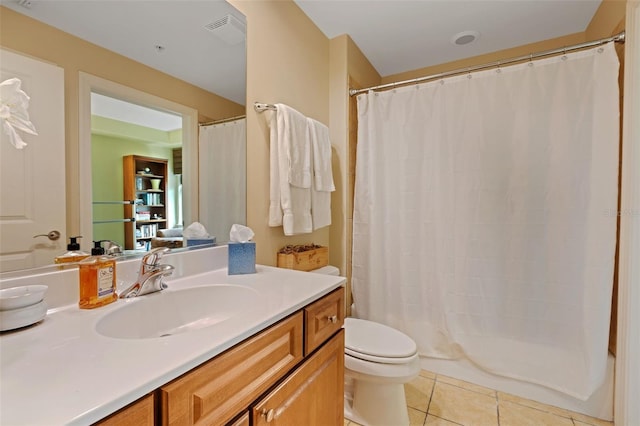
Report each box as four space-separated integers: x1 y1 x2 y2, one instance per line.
451 31 480 46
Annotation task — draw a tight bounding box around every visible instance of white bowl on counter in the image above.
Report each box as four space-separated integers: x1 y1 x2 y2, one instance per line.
0 300 48 331
0 285 48 310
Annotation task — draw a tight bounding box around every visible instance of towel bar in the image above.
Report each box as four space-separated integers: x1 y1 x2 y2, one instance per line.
254 102 277 112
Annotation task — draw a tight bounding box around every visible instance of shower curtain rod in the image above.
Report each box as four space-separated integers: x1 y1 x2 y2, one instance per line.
200 114 246 126
349 31 625 96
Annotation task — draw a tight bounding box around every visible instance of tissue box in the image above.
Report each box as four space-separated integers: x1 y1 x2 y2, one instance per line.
228 242 256 275
186 237 216 247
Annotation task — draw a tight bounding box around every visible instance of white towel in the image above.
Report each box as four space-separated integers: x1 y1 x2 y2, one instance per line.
308 118 334 230
268 111 283 227
268 104 312 235
280 105 312 189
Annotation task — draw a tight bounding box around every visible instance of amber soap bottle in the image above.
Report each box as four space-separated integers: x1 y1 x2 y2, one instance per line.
78 241 117 309
54 235 90 264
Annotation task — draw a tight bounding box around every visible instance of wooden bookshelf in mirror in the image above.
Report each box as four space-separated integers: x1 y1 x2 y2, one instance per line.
123 155 168 250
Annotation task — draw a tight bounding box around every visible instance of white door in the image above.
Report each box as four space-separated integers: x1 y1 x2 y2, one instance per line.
0 49 66 272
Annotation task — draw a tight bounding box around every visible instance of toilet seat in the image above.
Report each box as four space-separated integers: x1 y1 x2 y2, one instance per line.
345 318 417 364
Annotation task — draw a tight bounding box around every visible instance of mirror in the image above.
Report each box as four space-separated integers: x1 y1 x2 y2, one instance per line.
0 0 247 272
90 93 185 251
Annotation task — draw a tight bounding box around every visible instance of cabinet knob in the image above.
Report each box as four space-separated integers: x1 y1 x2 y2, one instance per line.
261 408 275 422
327 315 338 324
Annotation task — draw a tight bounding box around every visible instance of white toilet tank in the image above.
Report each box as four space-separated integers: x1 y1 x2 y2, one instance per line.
309 265 340 276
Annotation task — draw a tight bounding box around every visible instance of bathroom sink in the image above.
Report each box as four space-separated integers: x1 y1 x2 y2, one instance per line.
96 285 260 339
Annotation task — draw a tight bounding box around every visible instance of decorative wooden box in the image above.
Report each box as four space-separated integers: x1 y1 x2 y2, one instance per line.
277 245 328 272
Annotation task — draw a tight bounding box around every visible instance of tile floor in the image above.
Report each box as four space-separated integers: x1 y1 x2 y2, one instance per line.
344 369 614 426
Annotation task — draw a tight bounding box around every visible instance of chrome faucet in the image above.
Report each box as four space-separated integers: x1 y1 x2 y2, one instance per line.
119 247 174 298
102 240 123 256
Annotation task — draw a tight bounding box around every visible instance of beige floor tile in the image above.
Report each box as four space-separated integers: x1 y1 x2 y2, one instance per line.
497 392 612 426
409 406 427 426
344 420 351 426
428 381 498 426
497 391 574 419
425 414 463 425
570 415 613 426
420 369 437 379
499 400 574 426
405 376 435 412
437 375 496 397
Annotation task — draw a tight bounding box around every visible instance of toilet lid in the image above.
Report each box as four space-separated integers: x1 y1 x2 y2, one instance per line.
344 318 417 361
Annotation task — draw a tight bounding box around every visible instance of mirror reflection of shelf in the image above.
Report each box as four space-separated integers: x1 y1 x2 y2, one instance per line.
124 155 168 250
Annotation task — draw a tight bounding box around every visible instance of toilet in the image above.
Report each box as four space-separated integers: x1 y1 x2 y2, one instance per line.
310 266 420 426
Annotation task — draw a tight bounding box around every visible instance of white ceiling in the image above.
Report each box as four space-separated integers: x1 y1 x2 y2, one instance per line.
3 0 602 130
1 0 247 105
294 0 602 77
91 93 182 132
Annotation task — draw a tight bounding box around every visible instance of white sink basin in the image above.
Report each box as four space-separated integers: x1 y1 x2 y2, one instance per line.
96 285 260 339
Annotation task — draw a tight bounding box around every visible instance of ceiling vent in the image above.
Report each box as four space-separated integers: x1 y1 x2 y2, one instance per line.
204 14 246 45
16 0 33 9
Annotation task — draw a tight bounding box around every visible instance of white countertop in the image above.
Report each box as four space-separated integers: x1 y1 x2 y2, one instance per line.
0 261 344 425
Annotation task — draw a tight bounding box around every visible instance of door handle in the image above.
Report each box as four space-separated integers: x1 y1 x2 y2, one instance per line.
33 230 61 241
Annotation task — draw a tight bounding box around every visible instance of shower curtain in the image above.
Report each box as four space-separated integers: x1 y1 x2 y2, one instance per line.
198 118 246 241
352 43 619 399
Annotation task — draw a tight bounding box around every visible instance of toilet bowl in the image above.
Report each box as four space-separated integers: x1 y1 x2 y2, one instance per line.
309 266 420 426
344 317 420 426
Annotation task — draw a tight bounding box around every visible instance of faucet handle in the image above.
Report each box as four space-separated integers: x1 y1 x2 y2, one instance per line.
142 247 170 267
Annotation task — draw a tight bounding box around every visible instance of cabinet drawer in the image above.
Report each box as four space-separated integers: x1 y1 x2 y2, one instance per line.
304 287 345 354
252 329 345 425
160 312 303 426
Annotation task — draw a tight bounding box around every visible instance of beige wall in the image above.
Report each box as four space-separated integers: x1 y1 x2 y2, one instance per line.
229 0 332 265
0 6 244 240
1 0 626 278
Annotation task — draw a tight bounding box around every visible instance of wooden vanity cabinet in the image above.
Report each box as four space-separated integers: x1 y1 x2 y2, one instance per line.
93 393 154 426
160 312 304 425
95 287 345 426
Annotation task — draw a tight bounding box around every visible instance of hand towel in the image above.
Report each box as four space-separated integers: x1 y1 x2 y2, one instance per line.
308 117 334 230
268 104 312 235
268 111 283 226
308 118 335 192
279 104 311 189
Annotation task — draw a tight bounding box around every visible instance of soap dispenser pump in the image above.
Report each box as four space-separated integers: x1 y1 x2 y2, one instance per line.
78 240 117 309
54 236 90 264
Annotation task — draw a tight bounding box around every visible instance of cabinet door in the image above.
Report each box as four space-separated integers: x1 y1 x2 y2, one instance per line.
252 329 344 426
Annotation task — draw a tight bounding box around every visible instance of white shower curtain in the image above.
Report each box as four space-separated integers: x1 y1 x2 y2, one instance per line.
198 118 246 242
352 43 619 399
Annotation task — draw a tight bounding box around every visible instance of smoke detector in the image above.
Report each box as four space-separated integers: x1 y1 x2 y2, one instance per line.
451 31 480 46
204 14 246 45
